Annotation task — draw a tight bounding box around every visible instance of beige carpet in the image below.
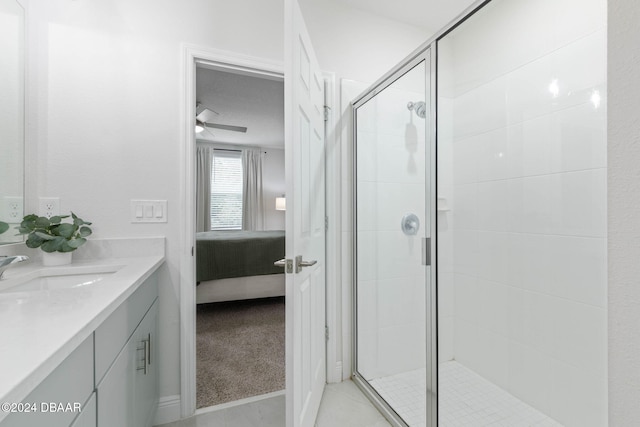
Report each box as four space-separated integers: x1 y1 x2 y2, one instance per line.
196 297 285 408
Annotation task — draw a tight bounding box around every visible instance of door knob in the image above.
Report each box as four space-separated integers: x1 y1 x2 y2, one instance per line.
295 255 317 273
274 258 293 273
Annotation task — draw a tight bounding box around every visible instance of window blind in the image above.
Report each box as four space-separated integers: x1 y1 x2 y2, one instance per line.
210 150 243 230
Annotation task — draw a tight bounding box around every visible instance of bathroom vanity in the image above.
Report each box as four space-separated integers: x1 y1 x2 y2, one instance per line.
0 239 164 427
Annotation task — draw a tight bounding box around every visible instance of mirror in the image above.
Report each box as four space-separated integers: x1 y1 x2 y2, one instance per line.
0 0 25 244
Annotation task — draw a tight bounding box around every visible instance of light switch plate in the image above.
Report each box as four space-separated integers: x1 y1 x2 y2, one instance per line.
131 200 167 223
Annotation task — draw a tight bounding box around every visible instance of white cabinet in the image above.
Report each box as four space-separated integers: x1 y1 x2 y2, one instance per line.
1 271 159 427
1 336 93 427
97 301 158 427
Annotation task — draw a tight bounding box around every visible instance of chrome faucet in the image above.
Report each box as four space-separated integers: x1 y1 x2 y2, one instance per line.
0 256 29 280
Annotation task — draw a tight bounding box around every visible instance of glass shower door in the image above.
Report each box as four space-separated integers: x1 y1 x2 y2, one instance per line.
353 49 435 427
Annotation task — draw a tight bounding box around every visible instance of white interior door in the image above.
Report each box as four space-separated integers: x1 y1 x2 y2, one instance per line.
284 1 326 426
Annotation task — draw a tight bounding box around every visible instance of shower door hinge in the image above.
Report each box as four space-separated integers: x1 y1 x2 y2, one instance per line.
325 326 329 341
325 216 329 230
323 105 331 122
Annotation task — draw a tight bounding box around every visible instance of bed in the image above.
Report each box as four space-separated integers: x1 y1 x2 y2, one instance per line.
196 230 285 303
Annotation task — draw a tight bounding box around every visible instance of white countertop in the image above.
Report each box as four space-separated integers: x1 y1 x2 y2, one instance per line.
0 239 164 422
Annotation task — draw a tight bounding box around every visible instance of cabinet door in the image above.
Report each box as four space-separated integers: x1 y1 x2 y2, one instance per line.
134 301 158 427
97 300 158 427
70 393 96 427
1 336 93 427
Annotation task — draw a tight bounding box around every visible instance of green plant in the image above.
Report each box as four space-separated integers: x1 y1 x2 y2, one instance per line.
17 212 93 253
0 221 8 235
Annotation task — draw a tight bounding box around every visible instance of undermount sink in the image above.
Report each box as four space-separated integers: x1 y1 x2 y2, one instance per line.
0 265 123 294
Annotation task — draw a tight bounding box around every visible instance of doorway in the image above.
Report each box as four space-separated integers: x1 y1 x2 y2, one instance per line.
193 65 287 409
179 47 289 418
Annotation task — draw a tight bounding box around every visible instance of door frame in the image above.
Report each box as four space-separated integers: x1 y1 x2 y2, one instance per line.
179 44 284 418
178 44 338 420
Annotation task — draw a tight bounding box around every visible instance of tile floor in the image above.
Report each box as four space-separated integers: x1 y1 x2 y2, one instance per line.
158 361 565 427
156 381 391 427
370 361 563 427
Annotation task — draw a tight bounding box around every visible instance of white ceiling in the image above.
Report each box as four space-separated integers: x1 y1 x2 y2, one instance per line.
194 1 475 148
337 0 477 33
195 67 284 147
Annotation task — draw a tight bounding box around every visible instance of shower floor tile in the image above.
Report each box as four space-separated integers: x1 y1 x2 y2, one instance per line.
369 361 563 427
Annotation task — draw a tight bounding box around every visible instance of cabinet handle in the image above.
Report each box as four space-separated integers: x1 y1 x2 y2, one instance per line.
137 338 149 375
147 333 151 366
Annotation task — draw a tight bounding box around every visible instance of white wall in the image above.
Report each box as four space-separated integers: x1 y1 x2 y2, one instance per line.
608 0 640 424
441 0 607 425
262 148 286 230
26 0 284 416
299 0 430 84
0 3 24 241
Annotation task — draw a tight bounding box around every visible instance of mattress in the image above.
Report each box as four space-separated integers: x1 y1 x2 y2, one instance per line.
196 230 285 282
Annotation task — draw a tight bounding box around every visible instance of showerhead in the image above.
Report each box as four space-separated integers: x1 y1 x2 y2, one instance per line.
407 101 427 119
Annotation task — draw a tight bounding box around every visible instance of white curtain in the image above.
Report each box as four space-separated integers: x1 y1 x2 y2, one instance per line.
196 145 213 232
242 149 264 230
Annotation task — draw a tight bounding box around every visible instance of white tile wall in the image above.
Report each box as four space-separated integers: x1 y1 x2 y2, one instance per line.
438 0 607 425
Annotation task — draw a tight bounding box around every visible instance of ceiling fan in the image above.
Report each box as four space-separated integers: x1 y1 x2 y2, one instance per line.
195 103 247 135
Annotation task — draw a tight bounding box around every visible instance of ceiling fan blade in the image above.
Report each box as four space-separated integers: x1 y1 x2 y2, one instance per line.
203 122 248 133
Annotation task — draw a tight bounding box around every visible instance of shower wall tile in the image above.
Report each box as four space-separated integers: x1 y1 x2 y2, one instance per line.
453 273 478 323
438 316 454 362
452 76 507 139
507 233 553 294
377 277 425 329
452 183 477 230
475 231 509 284
507 115 554 178
550 30 607 112
357 182 425 233
547 236 607 307
474 328 509 390
551 301 606 374
550 102 606 173
453 318 480 372
378 324 425 377
505 54 553 125
550 168 607 238
476 279 508 336
476 180 508 232
356 279 377 332
438 272 454 318
452 229 479 276
452 136 478 185
441 0 607 421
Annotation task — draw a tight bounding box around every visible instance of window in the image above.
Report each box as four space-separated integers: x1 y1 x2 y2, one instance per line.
210 150 243 230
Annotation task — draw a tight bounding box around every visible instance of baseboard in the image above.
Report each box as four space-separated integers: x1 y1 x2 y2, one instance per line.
153 395 181 426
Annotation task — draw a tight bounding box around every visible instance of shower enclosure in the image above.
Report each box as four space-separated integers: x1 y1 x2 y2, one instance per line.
352 0 607 426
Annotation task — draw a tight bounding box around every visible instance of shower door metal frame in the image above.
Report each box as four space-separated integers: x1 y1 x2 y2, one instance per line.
350 1 493 426
351 47 437 427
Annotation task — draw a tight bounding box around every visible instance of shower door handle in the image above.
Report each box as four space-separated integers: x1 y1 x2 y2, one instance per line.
422 237 431 266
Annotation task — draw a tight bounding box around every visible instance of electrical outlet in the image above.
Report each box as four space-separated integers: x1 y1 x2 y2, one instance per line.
3 197 23 222
39 197 60 219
